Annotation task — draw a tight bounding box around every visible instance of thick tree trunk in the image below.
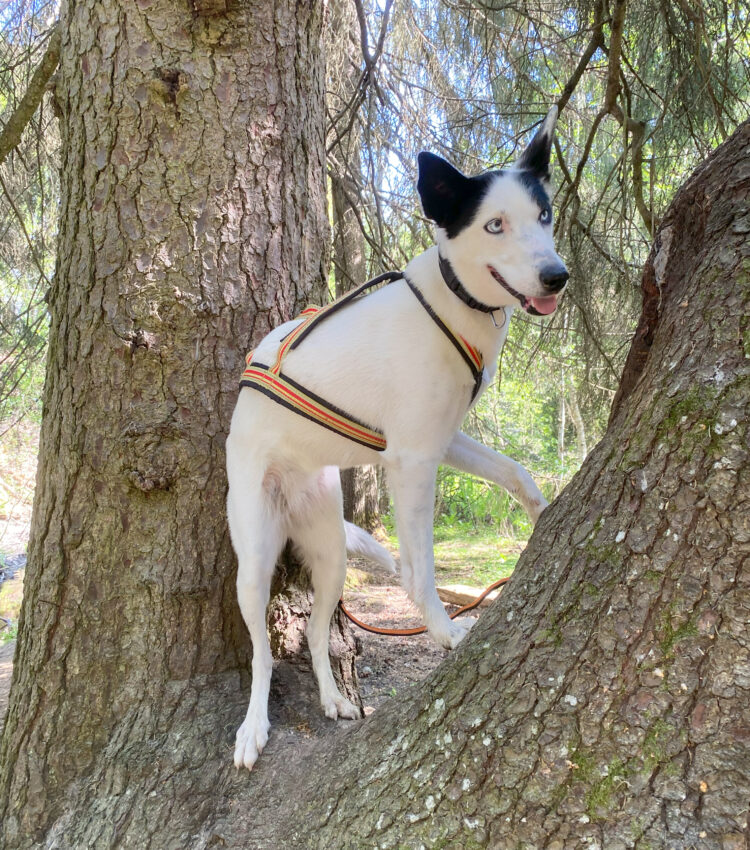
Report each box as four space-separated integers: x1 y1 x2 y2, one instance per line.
199 121 750 848
0 1 342 846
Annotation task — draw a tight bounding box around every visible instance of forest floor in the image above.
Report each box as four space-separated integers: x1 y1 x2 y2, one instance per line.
0 420 523 727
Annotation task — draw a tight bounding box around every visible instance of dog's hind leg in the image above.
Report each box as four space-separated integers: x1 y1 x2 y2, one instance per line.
227 460 287 771
444 430 548 523
290 466 361 722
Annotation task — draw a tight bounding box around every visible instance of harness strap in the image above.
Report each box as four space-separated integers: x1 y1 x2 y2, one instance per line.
239 361 387 451
288 271 405 353
404 274 485 402
239 269 486 449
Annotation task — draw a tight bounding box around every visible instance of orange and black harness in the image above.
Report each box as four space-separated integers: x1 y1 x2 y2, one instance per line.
239 270 485 452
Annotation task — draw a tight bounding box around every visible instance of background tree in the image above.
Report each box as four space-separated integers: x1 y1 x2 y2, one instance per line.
0 3 59 430
326 0 389 530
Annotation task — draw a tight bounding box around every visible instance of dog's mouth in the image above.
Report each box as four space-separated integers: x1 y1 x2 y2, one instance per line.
488 265 559 316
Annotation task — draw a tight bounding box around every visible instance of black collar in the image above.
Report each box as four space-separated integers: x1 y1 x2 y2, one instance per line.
438 253 502 313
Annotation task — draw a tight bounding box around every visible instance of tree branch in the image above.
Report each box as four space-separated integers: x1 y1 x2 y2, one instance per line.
0 27 61 168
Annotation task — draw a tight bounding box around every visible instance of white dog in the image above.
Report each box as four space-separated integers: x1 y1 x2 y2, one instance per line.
226 106 568 769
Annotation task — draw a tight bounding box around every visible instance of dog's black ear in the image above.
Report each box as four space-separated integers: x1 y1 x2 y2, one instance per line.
417 152 472 227
517 105 558 182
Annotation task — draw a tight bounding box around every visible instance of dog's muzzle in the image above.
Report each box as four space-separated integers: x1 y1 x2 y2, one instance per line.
488 265 566 316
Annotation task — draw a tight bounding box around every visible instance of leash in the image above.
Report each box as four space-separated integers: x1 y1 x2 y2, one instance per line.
338 576 509 636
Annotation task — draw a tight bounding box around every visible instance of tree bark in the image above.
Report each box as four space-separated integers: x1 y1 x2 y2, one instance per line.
0 1 339 846
201 120 750 849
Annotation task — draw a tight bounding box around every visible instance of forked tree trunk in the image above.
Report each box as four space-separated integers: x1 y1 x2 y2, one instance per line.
199 121 750 848
0 1 347 846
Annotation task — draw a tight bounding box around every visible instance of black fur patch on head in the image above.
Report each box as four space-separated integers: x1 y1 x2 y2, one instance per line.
417 152 501 239
516 169 551 213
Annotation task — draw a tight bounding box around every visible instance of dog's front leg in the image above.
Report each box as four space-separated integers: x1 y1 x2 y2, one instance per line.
389 457 473 650
444 431 548 524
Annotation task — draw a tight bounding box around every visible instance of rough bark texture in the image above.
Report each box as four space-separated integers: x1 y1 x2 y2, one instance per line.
0 1 339 846
197 121 750 849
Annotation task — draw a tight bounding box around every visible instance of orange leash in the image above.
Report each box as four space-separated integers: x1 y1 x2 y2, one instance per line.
338 576 509 636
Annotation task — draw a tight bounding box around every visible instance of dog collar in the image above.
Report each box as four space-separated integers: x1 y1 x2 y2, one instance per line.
438 253 502 313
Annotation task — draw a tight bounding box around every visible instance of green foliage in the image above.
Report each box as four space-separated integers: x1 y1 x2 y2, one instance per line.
0 5 58 430
382 515 519 585
1 620 17 644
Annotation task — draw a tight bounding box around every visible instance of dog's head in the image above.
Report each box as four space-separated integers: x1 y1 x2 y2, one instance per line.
417 106 568 315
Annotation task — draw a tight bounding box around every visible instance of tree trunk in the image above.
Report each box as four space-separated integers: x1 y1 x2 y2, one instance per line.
200 120 750 848
328 0 381 532
0 1 344 846
566 384 588 461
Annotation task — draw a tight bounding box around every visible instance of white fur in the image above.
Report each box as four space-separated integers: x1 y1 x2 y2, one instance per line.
226 166 564 770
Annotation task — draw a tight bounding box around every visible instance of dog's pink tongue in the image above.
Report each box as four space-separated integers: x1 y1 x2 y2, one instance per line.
529 295 558 315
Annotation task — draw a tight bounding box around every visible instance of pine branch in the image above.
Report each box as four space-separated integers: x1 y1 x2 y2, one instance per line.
0 27 61 169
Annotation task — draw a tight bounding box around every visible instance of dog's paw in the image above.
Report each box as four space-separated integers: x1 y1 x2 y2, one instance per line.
528 496 549 525
234 713 270 771
431 616 474 650
321 691 361 721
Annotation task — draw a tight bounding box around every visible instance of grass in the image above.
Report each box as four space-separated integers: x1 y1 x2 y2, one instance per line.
432 523 522 585
380 516 524 587
1 620 17 644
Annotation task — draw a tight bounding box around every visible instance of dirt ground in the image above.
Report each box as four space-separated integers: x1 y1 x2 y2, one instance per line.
0 554 483 730
344 559 479 714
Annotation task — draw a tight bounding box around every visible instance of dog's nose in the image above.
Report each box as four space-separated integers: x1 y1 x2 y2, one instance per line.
540 265 569 292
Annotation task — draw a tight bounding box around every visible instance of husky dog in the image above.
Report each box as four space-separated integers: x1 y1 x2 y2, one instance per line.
226 106 568 769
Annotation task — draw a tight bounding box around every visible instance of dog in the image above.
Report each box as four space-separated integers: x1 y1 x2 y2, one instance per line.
226 106 568 769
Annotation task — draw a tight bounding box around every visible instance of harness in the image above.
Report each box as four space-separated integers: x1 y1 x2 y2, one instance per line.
239 267 485 451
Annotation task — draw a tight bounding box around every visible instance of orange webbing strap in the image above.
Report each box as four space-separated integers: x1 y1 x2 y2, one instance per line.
338 576 509 636
269 306 321 374
239 362 387 451
288 271 405 353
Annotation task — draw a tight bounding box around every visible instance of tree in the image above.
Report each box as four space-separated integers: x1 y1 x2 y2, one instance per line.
207 119 749 849
0 0 336 846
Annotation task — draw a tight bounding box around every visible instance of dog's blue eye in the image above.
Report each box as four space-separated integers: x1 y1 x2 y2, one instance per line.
539 208 552 224
485 218 504 234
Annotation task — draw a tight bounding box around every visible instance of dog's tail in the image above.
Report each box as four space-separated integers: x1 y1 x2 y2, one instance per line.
344 521 397 574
